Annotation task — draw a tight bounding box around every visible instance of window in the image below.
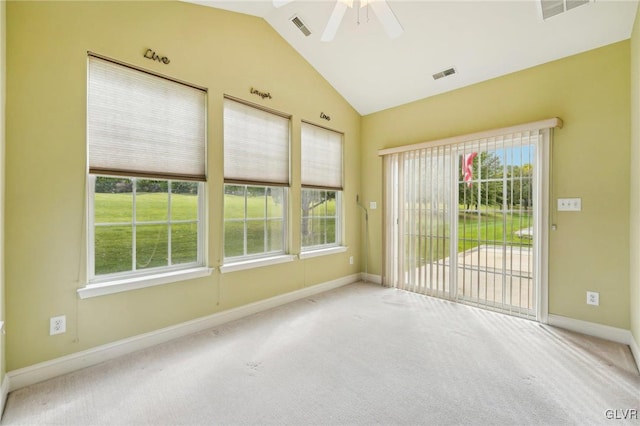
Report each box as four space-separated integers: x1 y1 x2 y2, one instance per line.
224 184 285 259
301 122 343 251
301 189 341 248
223 98 290 262
91 177 202 276
86 54 207 285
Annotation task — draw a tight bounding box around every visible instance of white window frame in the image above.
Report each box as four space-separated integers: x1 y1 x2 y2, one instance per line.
222 183 289 265
300 188 343 252
81 176 210 298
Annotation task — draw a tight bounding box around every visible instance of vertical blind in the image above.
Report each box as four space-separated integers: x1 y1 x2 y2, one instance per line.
223 98 290 185
383 133 542 315
384 145 453 297
380 118 562 319
301 122 343 190
87 55 207 181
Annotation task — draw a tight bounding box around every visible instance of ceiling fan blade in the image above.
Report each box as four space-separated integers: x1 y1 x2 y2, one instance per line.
273 0 295 8
321 1 349 42
369 0 403 39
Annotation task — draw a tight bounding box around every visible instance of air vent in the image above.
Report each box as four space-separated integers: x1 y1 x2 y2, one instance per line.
541 0 589 20
432 67 456 81
290 15 311 37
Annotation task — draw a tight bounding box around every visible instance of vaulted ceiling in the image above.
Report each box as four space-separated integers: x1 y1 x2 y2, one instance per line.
185 0 638 115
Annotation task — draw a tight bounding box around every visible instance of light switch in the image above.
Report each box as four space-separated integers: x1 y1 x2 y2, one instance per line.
557 198 581 211
369 201 377 210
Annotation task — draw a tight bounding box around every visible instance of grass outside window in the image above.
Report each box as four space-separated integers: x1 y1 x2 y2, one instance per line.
92 176 202 279
224 184 286 260
301 189 340 250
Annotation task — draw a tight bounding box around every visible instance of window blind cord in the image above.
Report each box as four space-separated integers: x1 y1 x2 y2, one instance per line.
356 195 369 284
73 173 88 345
77 174 87 287
136 226 163 269
549 129 557 229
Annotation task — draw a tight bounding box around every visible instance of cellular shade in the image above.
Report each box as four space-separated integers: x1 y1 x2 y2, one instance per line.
223 98 290 185
88 55 207 181
301 122 343 190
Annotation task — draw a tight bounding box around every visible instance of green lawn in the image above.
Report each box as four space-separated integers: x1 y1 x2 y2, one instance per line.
405 206 532 265
458 209 533 251
301 197 337 248
223 193 286 258
94 192 199 275
223 192 283 220
96 192 519 275
95 191 313 273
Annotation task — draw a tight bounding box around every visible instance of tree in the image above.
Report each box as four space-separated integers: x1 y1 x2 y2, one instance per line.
136 179 168 193
301 190 335 242
95 176 132 193
458 151 502 210
505 163 533 209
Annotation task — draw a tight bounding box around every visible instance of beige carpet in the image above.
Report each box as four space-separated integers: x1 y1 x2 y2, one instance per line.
2 282 639 425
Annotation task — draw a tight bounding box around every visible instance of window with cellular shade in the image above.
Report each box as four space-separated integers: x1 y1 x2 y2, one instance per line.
223 97 290 185
301 122 343 190
87 54 207 181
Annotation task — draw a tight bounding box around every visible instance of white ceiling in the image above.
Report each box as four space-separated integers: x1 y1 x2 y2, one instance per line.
185 0 639 115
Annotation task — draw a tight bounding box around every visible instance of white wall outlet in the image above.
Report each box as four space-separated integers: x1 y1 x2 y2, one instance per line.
349 256 354 265
50 315 66 335
369 201 377 210
557 198 582 211
586 291 599 306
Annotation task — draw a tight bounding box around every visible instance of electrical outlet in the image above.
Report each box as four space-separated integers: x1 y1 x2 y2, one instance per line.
586 291 599 306
349 256 354 265
50 315 66 335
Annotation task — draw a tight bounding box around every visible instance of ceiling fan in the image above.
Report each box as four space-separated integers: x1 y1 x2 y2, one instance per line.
273 0 404 42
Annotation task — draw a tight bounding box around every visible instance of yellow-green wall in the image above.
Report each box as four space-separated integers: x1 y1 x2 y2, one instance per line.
361 41 631 329
5 1 361 370
630 6 640 349
4 0 637 374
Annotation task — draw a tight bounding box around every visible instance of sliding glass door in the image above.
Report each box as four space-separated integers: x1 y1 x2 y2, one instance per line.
384 128 549 320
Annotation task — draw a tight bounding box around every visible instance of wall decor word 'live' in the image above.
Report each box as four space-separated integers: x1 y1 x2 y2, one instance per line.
250 87 272 100
144 48 170 64
320 112 331 121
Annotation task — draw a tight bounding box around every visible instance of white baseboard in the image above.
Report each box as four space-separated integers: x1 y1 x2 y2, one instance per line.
547 314 632 345
7 273 360 392
547 315 640 373
0 373 10 418
361 273 382 284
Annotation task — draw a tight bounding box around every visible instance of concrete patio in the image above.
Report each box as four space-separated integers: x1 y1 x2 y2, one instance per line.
404 244 535 315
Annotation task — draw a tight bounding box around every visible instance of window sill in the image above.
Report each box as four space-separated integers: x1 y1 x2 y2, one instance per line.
77 267 214 299
220 254 296 274
299 246 348 259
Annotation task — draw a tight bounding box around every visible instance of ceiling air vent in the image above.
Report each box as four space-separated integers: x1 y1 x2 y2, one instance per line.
432 67 456 81
291 15 312 37
541 0 589 20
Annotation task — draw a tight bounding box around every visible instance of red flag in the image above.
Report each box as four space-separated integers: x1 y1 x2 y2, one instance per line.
463 152 477 187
